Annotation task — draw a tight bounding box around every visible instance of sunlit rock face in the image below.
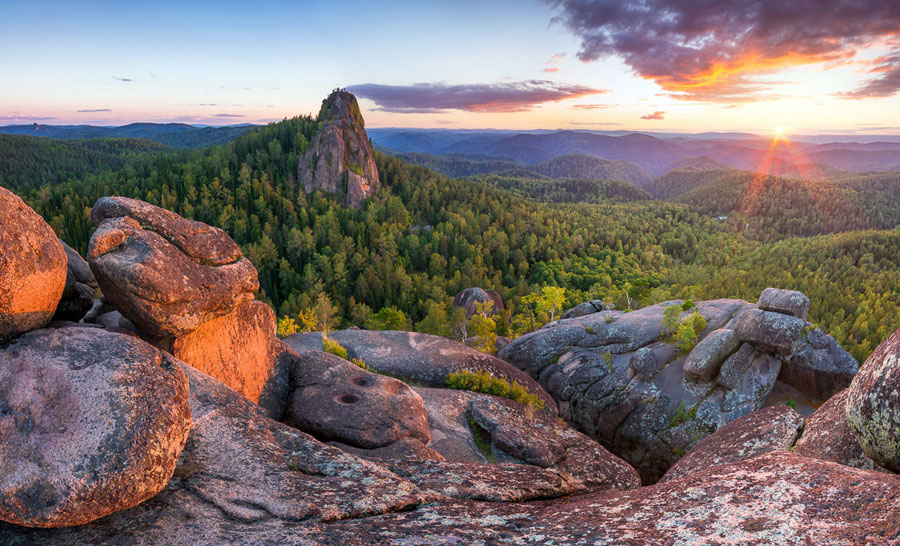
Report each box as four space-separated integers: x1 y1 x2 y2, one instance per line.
0 187 67 340
299 90 380 209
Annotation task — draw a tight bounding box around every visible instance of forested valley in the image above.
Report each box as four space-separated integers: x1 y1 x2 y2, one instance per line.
4 116 900 363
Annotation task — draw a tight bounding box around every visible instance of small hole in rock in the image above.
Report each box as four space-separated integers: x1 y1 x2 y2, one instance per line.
336 394 361 405
352 377 371 387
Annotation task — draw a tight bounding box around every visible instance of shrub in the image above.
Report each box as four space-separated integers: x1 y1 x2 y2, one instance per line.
277 316 299 338
662 304 682 334
351 357 368 370
676 310 707 352
670 400 698 427
446 369 545 411
322 336 349 360
681 300 695 311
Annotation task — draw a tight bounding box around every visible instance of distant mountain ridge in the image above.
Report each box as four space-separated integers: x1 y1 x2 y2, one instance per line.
0 122 255 149
393 151 651 185
369 128 900 175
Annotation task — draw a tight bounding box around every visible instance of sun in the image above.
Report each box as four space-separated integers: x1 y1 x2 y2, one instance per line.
774 126 788 140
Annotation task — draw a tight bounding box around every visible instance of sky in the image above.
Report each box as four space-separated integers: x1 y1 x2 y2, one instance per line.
2 0 900 134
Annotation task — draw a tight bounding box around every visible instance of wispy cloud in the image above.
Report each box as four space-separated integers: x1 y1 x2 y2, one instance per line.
641 111 665 120
214 113 245 118
112 76 133 83
572 103 617 110
348 80 605 113
77 108 111 113
547 0 900 101
0 113 57 121
543 53 566 73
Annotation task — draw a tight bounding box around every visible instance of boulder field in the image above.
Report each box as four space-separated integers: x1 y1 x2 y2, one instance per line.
2 192 900 544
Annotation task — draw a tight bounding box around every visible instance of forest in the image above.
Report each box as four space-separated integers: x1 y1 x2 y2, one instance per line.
4 117 900 363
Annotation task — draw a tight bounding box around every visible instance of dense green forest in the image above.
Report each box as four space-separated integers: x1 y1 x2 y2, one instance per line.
0 135 168 190
5 119 900 362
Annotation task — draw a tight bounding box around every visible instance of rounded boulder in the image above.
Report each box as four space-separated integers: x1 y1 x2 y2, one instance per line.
284 350 430 449
0 188 67 340
0 327 192 527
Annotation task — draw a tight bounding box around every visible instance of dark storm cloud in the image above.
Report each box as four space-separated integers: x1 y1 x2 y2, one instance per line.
547 0 900 101
347 81 605 113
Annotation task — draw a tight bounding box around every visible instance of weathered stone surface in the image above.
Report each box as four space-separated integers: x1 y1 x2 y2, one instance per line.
302 452 900 546
284 350 430 449
414 387 488 463
500 298 787 483
794 389 882 471
452 287 504 318
468 396 565 467
683 328 739 381
781 326 858 401
847 328 900 472
757 287 811 320
52 241 98 322
152 300 293 419
734 308 806 356
660 404 804 482
561 299 614 320
0 187 67 339
413 386 639 491
299 90 380 209
285 329 557 415
88 213 258 337
0 327 191 528
330 437 446 463
0 362 432 544
91 196 242 266
381 460 582 502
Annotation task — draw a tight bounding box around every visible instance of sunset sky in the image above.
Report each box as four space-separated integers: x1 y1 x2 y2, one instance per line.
3 0 900 134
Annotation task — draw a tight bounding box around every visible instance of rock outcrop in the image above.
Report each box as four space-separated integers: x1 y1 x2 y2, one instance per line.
0 188 67 340
284 329 557 414
660 404 804 482
499 289 855 482
298 90 380 209
794 388 882 471
846 327 900 472
52 241 98 322
88 197 291 418
0 327 191 528
88 198 258 337
452 287 504 318
560 299 614 320
285 350 431 449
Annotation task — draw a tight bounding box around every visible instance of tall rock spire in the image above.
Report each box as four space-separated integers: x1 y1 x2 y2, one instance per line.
298 89 380 209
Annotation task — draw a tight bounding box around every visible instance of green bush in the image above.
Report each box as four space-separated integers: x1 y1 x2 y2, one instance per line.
663 304 682 334
446 369 545 411
676 310 707 352
681 300 695 311
322 336 349 360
